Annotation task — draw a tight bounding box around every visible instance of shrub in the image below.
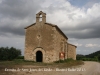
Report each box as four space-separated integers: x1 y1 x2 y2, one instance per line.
82 57 98 61
0 47 21 61
76 54 85 60
16 56 24 59
97 54 100 61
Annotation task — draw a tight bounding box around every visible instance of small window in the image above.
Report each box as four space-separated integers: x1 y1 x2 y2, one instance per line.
39 14 42 22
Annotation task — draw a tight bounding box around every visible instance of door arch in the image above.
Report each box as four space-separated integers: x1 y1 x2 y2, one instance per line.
36 51 43 62
33 47 45 62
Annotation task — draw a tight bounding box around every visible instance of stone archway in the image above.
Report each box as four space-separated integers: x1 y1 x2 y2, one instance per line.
33 47 45 62
36 51 43 62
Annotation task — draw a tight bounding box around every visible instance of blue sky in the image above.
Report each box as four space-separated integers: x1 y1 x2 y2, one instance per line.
68 0 100 7
68 0 89 7
0 0 100 55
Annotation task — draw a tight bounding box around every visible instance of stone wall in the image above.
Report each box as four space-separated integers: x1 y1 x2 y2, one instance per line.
25 22 58 62
67 43 76 60
54 27 67 60
24 11 76 63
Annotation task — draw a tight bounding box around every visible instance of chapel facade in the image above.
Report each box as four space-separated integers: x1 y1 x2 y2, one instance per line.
24 11 76 63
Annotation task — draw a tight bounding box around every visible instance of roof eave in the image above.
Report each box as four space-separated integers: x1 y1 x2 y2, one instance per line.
24 23 36 29
45 22 68 39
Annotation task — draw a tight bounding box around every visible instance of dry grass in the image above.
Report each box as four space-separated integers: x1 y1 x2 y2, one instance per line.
0 59 84 67
0 59 84 75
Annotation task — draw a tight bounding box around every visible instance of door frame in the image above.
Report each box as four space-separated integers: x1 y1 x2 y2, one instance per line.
33 47 45 62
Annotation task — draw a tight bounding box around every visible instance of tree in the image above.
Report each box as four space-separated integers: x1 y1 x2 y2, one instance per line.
97 54 100 61
76 54 85 60
0 47 21 61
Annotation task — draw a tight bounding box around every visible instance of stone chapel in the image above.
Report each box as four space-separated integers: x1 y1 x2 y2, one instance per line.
24 11 76 63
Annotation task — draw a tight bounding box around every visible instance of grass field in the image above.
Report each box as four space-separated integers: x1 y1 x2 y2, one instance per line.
0 59 84 75
0 59 84 68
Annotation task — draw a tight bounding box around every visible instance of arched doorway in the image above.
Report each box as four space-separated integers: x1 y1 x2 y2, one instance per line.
36 51 43 62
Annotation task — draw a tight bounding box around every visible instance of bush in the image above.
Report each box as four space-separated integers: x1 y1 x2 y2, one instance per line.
0 47 21 61
97 54 100 61
76 54 85 60
14 59 24 63
82 57 98 61
16 56 24 59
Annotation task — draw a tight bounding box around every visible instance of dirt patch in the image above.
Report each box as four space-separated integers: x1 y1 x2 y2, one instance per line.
0 65 15 75
0 61 100 75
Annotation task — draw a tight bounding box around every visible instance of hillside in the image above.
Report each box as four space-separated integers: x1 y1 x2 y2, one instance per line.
77 50 100 61
85 50 100 58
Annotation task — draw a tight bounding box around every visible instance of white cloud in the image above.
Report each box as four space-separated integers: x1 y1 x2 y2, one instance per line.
74 43 82 46
1 0 100 38
0 0 100 55
42 0 100 29
40 0 100 39
85 44 100 47
87 3 100 18
0 0 2 3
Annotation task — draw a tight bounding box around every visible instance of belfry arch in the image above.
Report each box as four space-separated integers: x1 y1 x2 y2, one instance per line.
36 11 46 23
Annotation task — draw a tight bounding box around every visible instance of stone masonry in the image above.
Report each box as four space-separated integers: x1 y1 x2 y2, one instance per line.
24 11 77 63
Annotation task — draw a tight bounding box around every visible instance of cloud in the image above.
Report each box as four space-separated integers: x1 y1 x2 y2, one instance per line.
0 36 24 55
74 43 82 46
68 0 100 8
0 25 24 36
0 0 43 19
0 0 44 37
0 0 100 55
0 0 100 39
85 44 100 47
84 0 100 8
42 1 100 39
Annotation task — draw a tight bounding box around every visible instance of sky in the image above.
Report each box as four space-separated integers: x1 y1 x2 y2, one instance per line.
0 0 100 55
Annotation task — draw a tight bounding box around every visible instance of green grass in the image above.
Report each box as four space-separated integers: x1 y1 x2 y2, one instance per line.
0 59 84 75
0 59 34 65
0 59 84 67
